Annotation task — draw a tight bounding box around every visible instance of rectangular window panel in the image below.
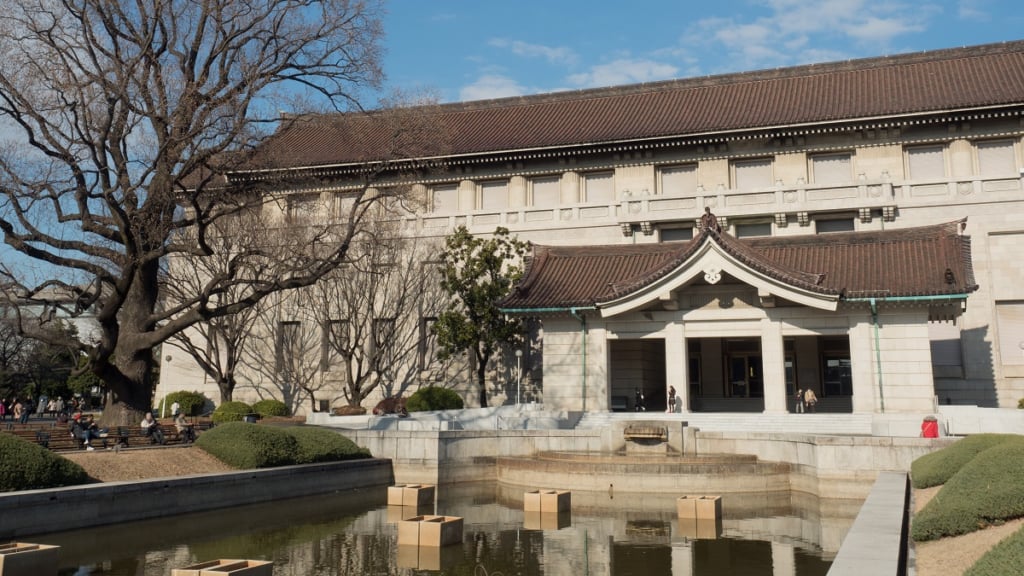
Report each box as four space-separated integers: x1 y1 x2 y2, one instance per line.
321 319 349 371
733 158 773 190
583 172 614 203
929 320 962 367
287 194 319 224
659 164 697 195
816 218 855 233
996 302 1024 366
479 180 508 211
907 145 945 180
530 176 561 208
977 140 1017 176
735 222 771 238
431 184 458 213
276 320 301 376
373 318 397 368
419 317 438 371
660 227 694 242
810 153 852 185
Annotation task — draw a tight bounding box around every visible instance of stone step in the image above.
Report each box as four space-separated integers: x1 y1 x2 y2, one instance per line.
575 412 873 435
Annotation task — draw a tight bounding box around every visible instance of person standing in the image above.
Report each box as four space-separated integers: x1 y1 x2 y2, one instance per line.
667 385 677 413
794 388 805 413
804 388 818 413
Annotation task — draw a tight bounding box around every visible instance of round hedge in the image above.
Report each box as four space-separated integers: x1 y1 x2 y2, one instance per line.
0 434 90 492
406 386 464 412
912 436 1024 541
212 400 254 423
164 390 208 417
911 434 1020 489
286 426 371 464
252 399 289 418
195 421 297 469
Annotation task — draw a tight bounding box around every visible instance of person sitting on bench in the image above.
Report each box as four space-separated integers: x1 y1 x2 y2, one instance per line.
140 411 165 445
174 412 196 443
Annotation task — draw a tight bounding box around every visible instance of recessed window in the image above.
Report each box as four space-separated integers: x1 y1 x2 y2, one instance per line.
906 145 946 180
583 171 614 203
732 158 773 190
810 153 852 185
530 176 561 208
735 221 772 238
431 184 458 213
976 139 1017 176
659 164 698 195
660 226 694 243
479 180 508 211
816 218 855 233
286 194 319 224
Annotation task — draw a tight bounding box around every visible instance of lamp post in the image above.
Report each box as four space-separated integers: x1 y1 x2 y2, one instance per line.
515 349 523 405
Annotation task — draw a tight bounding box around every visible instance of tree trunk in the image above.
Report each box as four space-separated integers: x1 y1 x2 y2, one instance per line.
476 350 489 408
218 376 235 403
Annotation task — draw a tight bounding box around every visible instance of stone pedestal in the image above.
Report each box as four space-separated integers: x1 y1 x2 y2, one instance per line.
523 510 572 531
171 559 273 576
0 542 59 576
524 490 571 513
387 484 435 507
387 504 431 523
397 516 464 547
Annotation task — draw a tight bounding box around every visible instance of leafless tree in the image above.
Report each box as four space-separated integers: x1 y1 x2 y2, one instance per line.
0 0 450 425
235 225 450 414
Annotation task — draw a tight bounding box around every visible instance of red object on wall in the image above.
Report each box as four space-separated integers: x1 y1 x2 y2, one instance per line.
921 417 939 438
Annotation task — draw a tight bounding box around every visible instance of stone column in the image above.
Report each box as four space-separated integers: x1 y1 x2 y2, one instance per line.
458 179 476 211
665 322 690 413
848 317 877 413
761 317 788 413
561 171 580 204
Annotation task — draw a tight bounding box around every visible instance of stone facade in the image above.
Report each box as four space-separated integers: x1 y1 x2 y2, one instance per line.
159 42 1024 415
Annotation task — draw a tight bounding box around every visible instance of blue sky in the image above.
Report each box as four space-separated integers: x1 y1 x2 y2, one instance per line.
381 0 1024 103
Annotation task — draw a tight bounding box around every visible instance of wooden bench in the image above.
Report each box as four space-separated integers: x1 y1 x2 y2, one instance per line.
623 424 669 442
2 420 213 451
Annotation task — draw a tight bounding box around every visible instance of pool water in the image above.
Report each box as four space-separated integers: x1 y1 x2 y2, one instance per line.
40 484 837 575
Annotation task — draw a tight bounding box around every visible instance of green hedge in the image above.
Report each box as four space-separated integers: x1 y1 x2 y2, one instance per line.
212 400 254 424
912 436 1024 541
911 434 1020 488
964 524 1024 575
252 399 289 418
195 422 372 469
0 434 90 492
406 386 464 412
286 426 371 464
164 390 208 417
195 422 297 468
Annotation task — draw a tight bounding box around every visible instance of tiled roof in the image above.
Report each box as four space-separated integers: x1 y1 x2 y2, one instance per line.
500 220 977 311
247 41 1024 171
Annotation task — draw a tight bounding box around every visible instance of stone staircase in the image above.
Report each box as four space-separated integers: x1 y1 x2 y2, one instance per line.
575 410 874 436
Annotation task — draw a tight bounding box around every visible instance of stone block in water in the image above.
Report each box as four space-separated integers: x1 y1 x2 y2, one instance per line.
388 484 435 507
171 559 273 576
0 542 59 576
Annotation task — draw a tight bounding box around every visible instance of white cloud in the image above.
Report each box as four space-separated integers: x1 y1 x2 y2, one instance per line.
957 0 992 21
489 38 578 66
683 0 937 71
566 58 679 88
459 74 528 101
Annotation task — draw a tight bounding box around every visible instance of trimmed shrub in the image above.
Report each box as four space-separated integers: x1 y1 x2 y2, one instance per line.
1018 398 1024 409
195 421 297 469
911 434 1020 489
285 426 371 464
912 436 1024 541
252 399 289 418
964 524 1024 575
164 390 208 417
0 434 90 491
406 386 464 412
212 400 254 424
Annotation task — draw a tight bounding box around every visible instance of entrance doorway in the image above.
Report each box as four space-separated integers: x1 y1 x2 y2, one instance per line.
608 339 666 412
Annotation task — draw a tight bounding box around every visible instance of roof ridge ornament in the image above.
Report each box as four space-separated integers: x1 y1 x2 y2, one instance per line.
699 207 722 233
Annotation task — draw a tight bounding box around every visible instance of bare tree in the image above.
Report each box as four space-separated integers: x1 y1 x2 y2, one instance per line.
0 0 442 424
235 226 449 414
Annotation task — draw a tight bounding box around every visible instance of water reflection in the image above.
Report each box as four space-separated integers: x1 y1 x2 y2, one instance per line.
39 483 840 575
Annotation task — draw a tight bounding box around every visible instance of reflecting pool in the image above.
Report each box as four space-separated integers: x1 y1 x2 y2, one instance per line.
39 483 844 575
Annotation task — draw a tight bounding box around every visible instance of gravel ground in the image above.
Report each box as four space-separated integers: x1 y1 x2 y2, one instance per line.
61 448 1019 574
62 445 234 482
912 485 1024 576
